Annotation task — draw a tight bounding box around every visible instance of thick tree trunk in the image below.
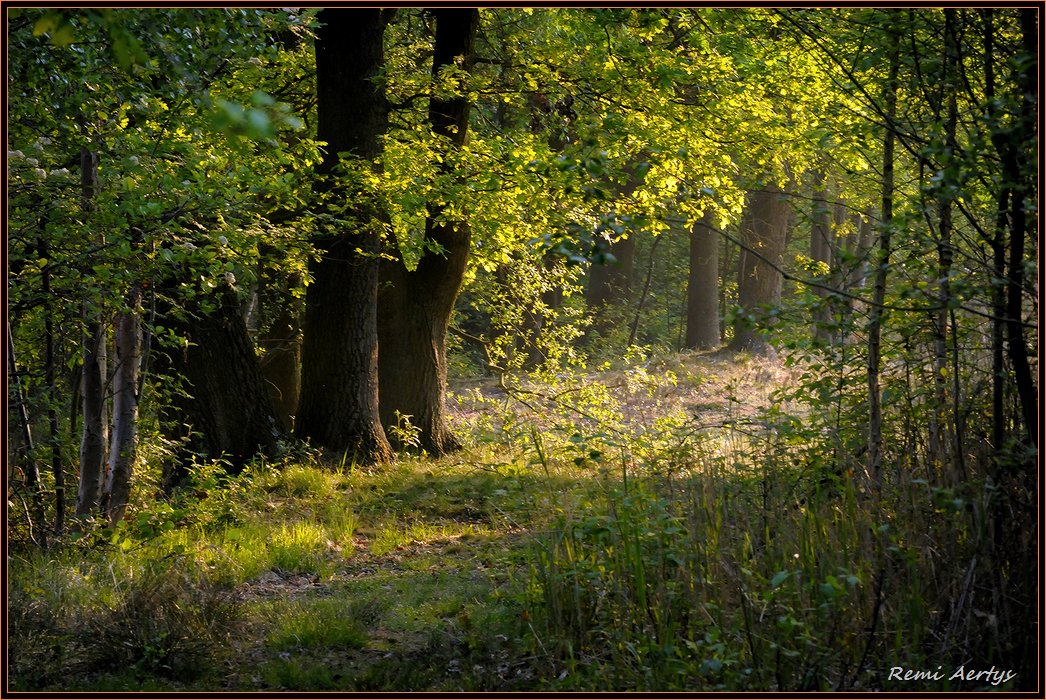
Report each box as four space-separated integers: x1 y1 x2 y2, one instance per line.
295 8 393 463
378 8 479 455
686 212 720 349
101 286 142 525
585 162 648 340
729 185 790 353
161 285 284 491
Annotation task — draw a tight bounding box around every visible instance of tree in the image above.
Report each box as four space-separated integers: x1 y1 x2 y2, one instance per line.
378 8 479 454
685 212 720 349
295 8 393 464
75 147 108 518
729 184 791 352
100 285 142 524
9 8 318 521
158 284 285 492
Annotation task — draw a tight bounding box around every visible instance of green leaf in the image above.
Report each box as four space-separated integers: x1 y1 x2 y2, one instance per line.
32 12 61 37
51 22 77 47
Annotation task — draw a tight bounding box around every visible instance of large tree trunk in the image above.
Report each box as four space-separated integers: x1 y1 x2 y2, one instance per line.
101 286 142 525
729 185 790 353
685 212 720 349
295 8 393 463
378 8 479 455
585 164 645 339
160 285 284 491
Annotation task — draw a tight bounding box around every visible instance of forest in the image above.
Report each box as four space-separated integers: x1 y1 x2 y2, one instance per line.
6 7 1039 692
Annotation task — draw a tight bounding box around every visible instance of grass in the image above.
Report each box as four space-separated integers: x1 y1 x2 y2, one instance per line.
7 349 1033 691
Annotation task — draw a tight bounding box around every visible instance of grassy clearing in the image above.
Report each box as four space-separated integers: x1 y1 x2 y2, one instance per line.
7 350 1032 691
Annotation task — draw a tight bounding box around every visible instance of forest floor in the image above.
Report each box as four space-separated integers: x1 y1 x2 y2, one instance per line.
12 349 798 692
212 349 801 691
14 348 1016 692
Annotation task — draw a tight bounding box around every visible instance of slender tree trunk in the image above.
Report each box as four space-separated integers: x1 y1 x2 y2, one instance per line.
378 8 479 455
8 321 47 544
77 147 106 517
929 8 961 482
627 235 662 348
1000 9 1037 452
258 281 302 434
520 254 565 369
101 286 141 525
296 8 393 463
77 317 106 516
867 22 901 491
685 212 720 349
38 236 65 535
730 185 790 353
810 171 834 343
981 9 1008 456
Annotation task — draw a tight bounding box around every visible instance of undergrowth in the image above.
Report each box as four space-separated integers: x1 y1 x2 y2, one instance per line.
7 349 1034 691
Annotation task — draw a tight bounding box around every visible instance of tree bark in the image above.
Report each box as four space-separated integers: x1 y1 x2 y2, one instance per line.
685 212 720 349
586 234 637 310
729 185 790 353
77 147 106 517
38 235 65 535
160 285 284 491
258 292 302 434
295 8 393 463
378 8 479 455
981 9 1008 457
928 8 960 480
101 286 141 525
810 171 835 343
77 316 106 516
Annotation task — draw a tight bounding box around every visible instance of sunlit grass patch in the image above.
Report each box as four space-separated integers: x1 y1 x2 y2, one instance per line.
264 462 344 498
368 516 493 556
